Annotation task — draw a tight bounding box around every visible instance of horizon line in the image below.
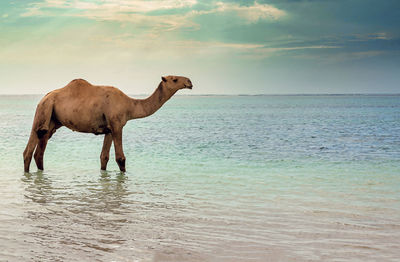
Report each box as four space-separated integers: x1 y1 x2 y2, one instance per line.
1 93 399 96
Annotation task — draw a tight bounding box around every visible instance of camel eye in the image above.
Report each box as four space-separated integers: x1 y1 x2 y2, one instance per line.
173 78 178 83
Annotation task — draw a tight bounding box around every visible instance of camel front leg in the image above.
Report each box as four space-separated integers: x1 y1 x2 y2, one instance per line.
100 133 113 170
112 129 126 172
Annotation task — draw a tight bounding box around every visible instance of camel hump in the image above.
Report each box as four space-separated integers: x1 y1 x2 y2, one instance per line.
69 78 91 85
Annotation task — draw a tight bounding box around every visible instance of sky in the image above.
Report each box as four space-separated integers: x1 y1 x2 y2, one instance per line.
0 0 399 95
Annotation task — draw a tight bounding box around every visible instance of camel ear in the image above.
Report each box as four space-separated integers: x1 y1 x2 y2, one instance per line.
162 76 167 82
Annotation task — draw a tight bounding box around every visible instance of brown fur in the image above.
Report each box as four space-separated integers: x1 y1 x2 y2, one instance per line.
23 75 193 172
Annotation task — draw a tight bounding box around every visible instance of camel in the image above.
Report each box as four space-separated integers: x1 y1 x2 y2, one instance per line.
23 75 193 172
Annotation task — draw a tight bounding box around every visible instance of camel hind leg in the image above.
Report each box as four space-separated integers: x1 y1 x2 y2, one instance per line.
34 121 59 171
23 131 38 172
34 134 49 171
24 94 55 172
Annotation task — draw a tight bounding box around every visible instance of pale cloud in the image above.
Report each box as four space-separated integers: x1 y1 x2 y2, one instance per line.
241 45 340 59
2 14 9 18
362 32 391 40
349 51 386 58
158 40 266 54
188 1 286 23
21 7 43 17
93 34 337 53
169 41 334 59
264 45 340 52
289 49 384 65
24 0 198 13
74 10 199 31
20 0 286 30
86 35 266 56
214 1 286 22
12 1 292 63
20 0 200 31
21 0 200 31
326 50 386 63
89 35 338 59
349 32 392 42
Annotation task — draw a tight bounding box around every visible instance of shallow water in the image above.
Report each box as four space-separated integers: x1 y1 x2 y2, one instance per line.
0 95 399 261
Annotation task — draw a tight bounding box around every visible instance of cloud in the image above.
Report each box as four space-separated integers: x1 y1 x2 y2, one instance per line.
23 0 198 13
20 0 200 31
21 7 43 17
175 42 339 60
320 50 387 63
87 34 339 60
88 32 339 57
351 32 392 41
214 1 286 23
20 0 286 30
2 14 9 18
241 45 340 59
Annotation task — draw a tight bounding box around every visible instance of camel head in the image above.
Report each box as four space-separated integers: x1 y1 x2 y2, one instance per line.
161 75 193 91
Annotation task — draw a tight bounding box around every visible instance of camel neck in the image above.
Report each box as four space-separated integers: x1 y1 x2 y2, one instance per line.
129 82 176 119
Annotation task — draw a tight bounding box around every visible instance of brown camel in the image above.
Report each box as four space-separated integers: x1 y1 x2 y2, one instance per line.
23 75 193 172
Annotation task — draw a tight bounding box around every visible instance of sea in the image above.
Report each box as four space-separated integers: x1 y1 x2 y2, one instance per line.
0 94 399 261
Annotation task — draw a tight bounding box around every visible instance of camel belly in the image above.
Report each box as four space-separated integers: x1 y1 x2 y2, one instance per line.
64 121 111 135
61 119 111 134
54 105 111 135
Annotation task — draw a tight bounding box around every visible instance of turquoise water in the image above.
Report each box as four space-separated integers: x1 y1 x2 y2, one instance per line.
0 95 399 261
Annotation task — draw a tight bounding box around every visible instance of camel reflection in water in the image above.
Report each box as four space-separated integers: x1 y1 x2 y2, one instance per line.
22 171 53 204
20 171 131 260
19 170 192 261
22 171 129 214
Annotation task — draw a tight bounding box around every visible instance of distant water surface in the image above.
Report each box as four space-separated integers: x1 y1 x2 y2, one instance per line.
0 95 399 261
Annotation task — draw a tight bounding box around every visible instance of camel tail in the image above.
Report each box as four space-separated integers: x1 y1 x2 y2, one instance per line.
23 95 54 172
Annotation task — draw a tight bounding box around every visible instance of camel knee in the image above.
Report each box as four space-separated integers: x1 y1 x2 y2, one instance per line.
116 156 125 165
100 153 109 162
116 156 126 171
100 153 110 170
